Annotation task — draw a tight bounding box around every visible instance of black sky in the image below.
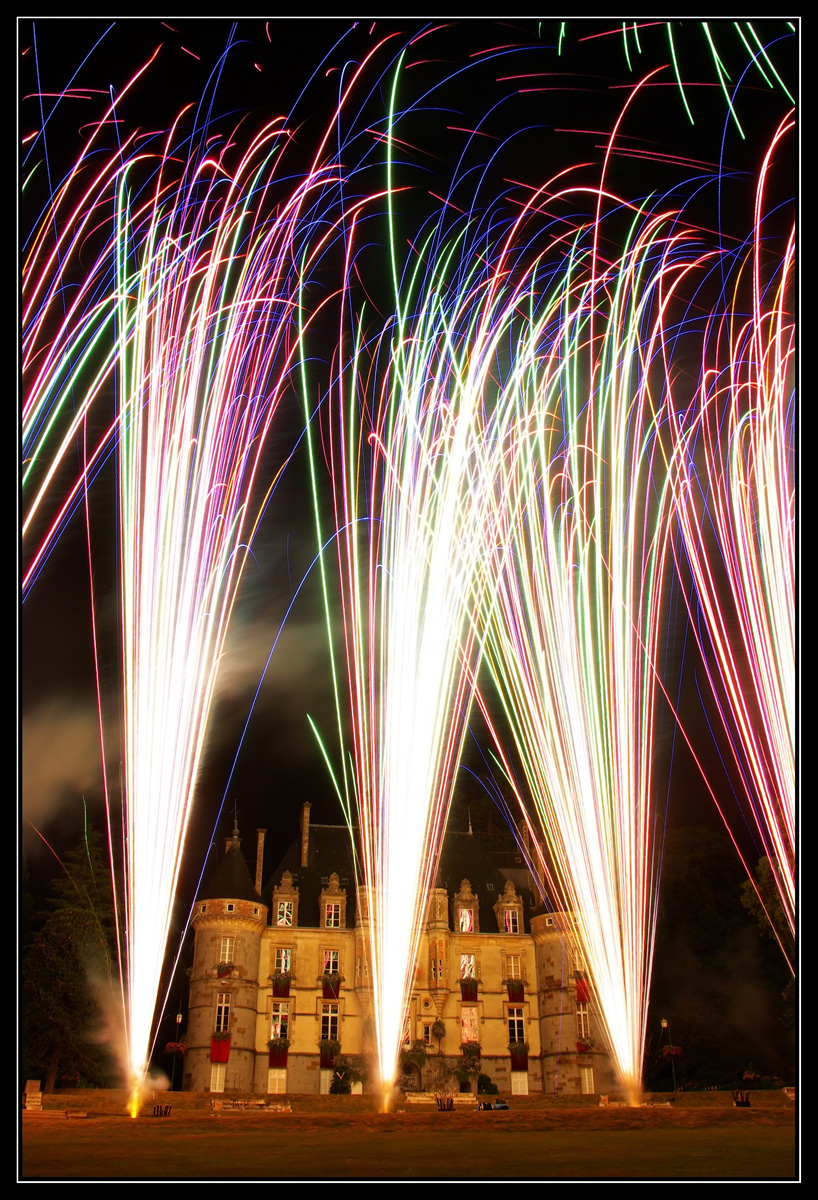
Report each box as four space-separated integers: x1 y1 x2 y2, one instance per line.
20 18 797 948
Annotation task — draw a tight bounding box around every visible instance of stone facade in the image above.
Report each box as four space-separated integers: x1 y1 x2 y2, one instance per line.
183 807 614 1097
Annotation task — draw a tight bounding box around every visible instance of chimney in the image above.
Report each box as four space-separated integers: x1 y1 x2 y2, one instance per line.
300 801 311 868
255 829 267 896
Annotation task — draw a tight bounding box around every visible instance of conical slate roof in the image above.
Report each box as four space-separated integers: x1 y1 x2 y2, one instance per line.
198 831 262 904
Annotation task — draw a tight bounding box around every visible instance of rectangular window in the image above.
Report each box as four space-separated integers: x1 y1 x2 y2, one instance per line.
504 910 519 934
461 1007 479 1043
580 1066 595 1095
277 901 293 927
511 1072 529 1095
321 1003 339 1041
270 1002 289 1040
323 948 339 974
459 907 474 932
325 902 341 928
460 954 475 979
275 947 291 973
215 992 230 1033
506 954 521 980
319 1069 333 1095
220 936 235 962
210 1063 226 1093
508 1006 525 1043
267 1068 287 1095
576 1003 590 1040
423 1023 432 1045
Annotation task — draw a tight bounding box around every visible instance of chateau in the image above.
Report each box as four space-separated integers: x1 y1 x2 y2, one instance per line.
183 803 613 1098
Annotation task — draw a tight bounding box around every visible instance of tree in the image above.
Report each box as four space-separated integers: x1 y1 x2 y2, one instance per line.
21 825 121 1091
645 827 794 1090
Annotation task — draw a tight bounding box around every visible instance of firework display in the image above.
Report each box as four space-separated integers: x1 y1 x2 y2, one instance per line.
20 20 796 1104
667 116 796 964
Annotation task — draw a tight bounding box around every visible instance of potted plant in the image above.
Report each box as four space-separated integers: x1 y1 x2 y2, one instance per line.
431 1020 447 1052
164 1041 187 1058
576 1037 593 1053
268 1037 290 1068
400 1040 428 1074
330 1053 369 1094
504 978 525 1001
319 1038 341 1068
270 970 293 997
459 977 478 1002
211 1031 231 1062
321 971 343 999
509 1040 529 1070
455 1041 482 1094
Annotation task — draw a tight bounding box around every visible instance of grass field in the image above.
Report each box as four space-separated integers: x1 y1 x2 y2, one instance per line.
20 1090 798 1181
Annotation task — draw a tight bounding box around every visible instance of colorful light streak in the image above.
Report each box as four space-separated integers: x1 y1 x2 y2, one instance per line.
470 187 712 1100
667 117 795 963
22 21 796 1106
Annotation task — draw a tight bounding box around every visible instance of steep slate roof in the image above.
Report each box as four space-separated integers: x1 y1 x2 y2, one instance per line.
198 833 262 904
262 823 358 928
435 829 537 933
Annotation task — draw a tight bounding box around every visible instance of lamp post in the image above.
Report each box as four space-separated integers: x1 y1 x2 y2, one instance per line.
661 1018 677 1091
173 1012 182 1090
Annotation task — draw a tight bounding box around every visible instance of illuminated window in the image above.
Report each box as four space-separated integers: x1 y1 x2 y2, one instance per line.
270 1002 289 1040
323 949 339 975
267 1069 287 1094
504 910 519 934
580 1066 595 1095
321 1003 339 1041
461 1007 478 1043
460 954 475 979
506 954 521 980
220 936 235 963
275 947 291 973
423 1024 432 1045
277 901 293 927
459 907 474 933
508 1007 525 1043
210 1063 226 1093
215 992 230 1033
325 902 341 928
576 1003 590 1040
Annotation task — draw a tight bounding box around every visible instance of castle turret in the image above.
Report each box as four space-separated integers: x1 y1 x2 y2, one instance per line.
185 823 268 1093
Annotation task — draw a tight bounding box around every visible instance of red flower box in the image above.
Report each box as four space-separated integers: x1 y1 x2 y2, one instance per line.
272 977 291 998
510 1045 529 1070
322 977 341 1000
211 1035 231 1063
459 978 478 1002
269 1047 289 1068
506 981 525 1001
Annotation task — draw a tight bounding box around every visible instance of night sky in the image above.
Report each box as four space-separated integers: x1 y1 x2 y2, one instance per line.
20 18 797 975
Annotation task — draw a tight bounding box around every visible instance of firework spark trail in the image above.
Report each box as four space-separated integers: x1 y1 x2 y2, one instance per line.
21 52 166 594
305 143 560 1093
470 187 712 1098
109 98 358 1091
667 118 795 958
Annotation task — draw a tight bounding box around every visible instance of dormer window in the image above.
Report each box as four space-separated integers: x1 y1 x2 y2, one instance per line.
494 880 523 936
453 879 479 933
272 870 300 928
320 872 347 929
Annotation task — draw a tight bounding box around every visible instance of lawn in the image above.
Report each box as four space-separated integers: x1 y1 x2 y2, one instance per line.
20 1096 797 1181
